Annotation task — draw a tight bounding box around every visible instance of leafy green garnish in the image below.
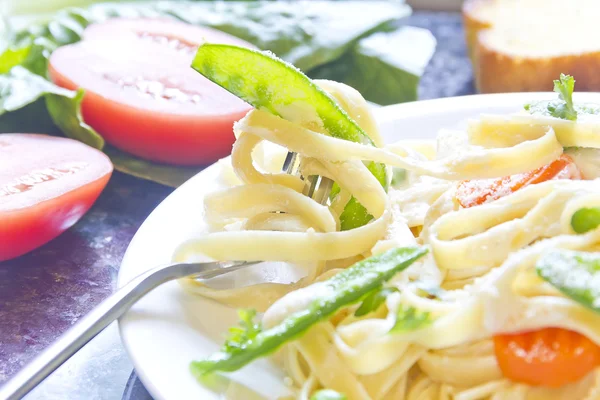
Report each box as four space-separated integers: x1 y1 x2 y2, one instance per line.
536 249 600 313
0 66 67 114
525 74 578 121
311 389 348 400
0 45 31 74
312 26 436 106
7 8 90 76
103 146 200 187
190 246 428 375
46 89 104 148
354 287 398 317
577 103 600 115
552 73 577 121
0 66 103 148
571 207 600 234
3 1 421 103
223 309 262 354
0 66 201 185
390 304 433 333
338 197 376 231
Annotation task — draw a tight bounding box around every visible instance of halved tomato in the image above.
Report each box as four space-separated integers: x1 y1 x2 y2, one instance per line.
48 18 254 166
0 134 112 261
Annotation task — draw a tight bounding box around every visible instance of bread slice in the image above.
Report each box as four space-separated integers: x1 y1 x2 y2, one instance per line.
463 0 600 93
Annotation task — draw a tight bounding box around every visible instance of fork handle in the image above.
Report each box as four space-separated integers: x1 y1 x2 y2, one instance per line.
0 260 248 400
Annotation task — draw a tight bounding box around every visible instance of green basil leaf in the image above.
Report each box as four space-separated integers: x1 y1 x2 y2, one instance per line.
159 0 411 74
1 66 199 187
5 1 415 91
46 88 104 149
0 66 102 148
103 146 202 188
312 26 436 105
0 1 430 187
7 9 93 77
0 66 68 114
0 45 31 74
536 249 600 313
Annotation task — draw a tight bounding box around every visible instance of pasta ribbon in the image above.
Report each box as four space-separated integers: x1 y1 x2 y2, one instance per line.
176 80 600 399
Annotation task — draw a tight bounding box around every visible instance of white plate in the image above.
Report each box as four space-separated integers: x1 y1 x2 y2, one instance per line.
118 92 600 400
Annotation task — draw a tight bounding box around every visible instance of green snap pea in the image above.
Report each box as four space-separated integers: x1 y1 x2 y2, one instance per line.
190 246 428 376
191 44 388 230
536 249 600 313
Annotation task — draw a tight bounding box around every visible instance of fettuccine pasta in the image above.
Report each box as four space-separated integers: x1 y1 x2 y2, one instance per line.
174 74 600 400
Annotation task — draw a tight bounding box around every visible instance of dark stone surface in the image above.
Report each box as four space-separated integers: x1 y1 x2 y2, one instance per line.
123 371 153 400
0 10 474 400
409 11 476 100
0 172 173 384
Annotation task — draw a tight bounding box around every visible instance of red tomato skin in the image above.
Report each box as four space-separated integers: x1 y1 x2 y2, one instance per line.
0 174 111 261
0 134 113 261
49 68 248 165
48 19 255 166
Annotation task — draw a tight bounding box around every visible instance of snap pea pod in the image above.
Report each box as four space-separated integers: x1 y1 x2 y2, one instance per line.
537 249 600 313
191 44 388 230
354 287 398 317
190 246 428 376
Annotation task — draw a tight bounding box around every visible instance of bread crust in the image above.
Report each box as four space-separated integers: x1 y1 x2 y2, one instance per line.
463 0 492 64
463 0 600 93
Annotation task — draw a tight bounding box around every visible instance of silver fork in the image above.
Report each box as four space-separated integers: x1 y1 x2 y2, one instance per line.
282 151 333 206
0 152 333 400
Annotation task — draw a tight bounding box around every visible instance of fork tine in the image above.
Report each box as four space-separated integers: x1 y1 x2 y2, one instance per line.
282 151 298 175
312 176 333 206
282 151 332 206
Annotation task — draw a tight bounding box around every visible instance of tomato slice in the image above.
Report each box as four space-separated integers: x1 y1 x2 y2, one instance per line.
494 328 600 387
0 134 112 261
48 18 254 166
456 155 582 208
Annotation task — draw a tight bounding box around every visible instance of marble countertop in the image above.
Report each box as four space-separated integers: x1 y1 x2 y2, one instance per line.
0 172 172 399
0 11 473 400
